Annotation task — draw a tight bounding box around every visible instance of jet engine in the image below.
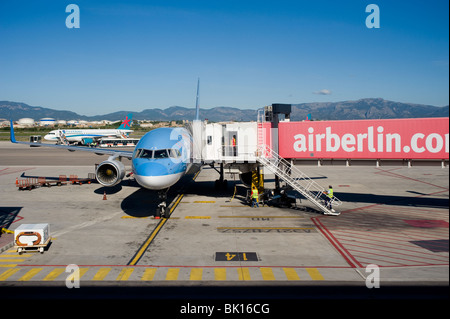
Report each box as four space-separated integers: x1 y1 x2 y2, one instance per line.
96 160 126 187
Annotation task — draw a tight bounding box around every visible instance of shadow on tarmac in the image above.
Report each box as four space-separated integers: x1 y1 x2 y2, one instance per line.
0 207 22 229
336 192 449 209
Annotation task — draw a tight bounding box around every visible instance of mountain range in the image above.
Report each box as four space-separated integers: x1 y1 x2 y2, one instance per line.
0 99 448 122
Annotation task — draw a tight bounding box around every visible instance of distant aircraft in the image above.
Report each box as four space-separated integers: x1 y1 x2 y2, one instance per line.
43 114 134 145
10 84 202 218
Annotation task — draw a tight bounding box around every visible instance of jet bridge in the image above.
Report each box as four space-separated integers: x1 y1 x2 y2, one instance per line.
192 120 260 187
191 104 288 164
191 104 341 215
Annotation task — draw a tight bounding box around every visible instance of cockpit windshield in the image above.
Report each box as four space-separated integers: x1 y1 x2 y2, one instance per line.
154 149 168 159
169 149 181 158
133 149 153 159
133 148 181 159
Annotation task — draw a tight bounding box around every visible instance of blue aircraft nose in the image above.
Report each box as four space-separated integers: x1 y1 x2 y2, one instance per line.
133 160 168 177
133 159 183 190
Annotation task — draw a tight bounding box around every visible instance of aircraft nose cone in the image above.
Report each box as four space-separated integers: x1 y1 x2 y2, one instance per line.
133 160 181 190
134 161 168 177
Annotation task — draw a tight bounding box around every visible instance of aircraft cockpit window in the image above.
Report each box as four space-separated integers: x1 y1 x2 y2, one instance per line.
134 149 153 159
140 149 154 159
133 148 142 159
169 149 181 158
153 149 169 159
134 149 177 159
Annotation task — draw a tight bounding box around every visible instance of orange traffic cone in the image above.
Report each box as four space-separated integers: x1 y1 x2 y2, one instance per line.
103 191 107 200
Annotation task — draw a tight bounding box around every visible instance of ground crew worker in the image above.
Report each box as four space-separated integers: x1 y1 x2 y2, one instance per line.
251 186 259 208
232 135 237 156
324 185 334 210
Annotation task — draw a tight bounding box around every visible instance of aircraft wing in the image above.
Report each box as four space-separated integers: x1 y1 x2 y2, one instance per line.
9 121 133 159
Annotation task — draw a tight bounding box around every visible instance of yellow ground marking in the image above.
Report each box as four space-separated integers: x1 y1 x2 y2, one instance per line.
141 268 157 281
219 205 248 207
190 268 203 280
165 268 180 280
128 194 184 266
42 268 65 281
306 268 324 280
217 227 315 230
237 268 251 281
260 268 276 280
215 268 226 281
0 268 20 280
185 216 211 219
0 266 325 281
169 194 184 214
192 171 201 180
19 268 43 281
218 216 303 218
66 268 89 281
121 216 149 219
116 268 134 281
0 259 27 263
92 268 111 281
283 268 300 280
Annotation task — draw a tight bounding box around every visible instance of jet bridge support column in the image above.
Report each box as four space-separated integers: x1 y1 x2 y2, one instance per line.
251 166 264 194
214 162 227 190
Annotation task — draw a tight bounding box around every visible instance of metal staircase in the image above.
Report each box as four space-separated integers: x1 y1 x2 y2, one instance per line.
257 109 267 150
256 145 341 216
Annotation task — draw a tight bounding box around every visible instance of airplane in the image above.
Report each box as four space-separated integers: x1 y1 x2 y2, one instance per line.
10 84 202 218
43 114 134 145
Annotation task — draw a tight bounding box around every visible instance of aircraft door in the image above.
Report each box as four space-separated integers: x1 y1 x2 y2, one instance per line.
224 130 238 157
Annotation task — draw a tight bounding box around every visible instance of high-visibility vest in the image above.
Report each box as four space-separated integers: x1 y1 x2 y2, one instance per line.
252 189 259 199
327 188 333 198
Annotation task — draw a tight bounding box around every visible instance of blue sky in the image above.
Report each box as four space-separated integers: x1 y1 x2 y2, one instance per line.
0 0 448 115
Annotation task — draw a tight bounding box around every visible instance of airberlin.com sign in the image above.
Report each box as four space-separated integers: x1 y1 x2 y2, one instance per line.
278 118 449 160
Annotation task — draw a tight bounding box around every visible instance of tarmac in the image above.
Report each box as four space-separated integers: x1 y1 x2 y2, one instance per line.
0 142 448 301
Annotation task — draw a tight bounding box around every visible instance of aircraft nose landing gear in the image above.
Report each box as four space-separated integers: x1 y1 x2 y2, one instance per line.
155 189 169 219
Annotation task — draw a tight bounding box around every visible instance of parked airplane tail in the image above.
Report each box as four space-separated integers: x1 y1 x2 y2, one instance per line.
118 114 133 130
